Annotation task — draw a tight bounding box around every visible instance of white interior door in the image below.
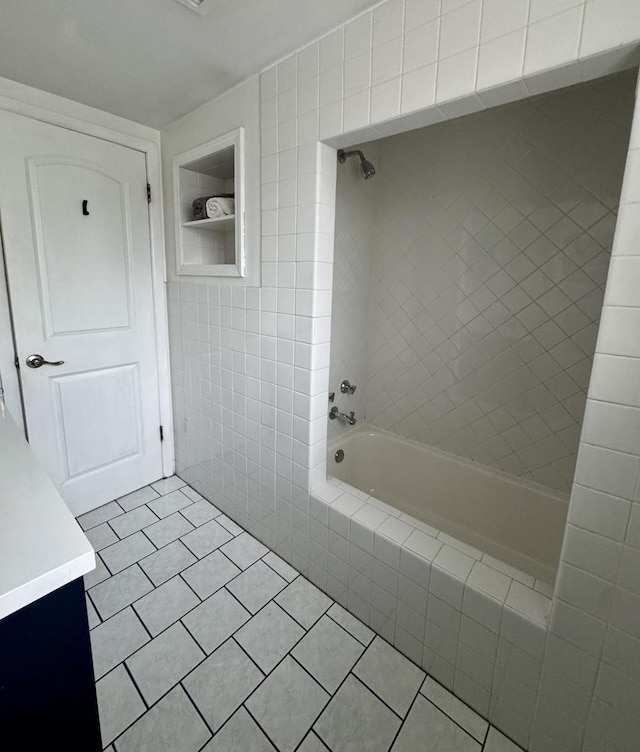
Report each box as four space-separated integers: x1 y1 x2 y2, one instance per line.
0 110 163 515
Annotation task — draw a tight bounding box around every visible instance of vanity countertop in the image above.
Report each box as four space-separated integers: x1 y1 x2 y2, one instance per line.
0 403 94 620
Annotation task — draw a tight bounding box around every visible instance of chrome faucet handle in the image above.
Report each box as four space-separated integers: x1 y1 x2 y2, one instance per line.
340 379 357 394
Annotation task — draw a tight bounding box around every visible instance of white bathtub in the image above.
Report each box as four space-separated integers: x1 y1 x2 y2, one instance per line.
328 426 569 583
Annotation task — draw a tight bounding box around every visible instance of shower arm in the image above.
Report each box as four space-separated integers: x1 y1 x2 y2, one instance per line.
337 149 365 164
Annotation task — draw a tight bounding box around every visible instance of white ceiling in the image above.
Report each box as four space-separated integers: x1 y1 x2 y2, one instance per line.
0 0 381 129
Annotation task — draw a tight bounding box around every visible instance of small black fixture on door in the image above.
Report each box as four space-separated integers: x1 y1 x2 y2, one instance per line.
82 200 89 216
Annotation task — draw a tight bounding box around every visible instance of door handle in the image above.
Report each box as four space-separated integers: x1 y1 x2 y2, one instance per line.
25 353 65 368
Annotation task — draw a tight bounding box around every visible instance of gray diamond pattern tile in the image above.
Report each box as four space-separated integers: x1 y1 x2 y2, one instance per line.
110 505 159 539
100 531 156 575
181 498 221 527
200 708 276 752
85 522 119 552
354 637 425 718
391 695 481 751
115 685 210 752
315 675 401 752
84 482 525 752
247 656 329 752
181 518 233 558
118 485 160 511
235 602 304 673
220 532 269 569
292 615 364 693
184 639 263 732
182 588 250 654
126 621 204 705
139 539 197 586
145 511 194 548
77 500 123 531
90 564 153 620
147 489 192 518
275 576 332 628
95 664 145 747
181 549 241 599
227 560 288 614
90 606 149 679
134 575 200 636
151 476 186 495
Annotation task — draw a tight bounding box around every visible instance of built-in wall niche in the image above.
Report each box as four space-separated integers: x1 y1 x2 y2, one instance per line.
172 128 245 277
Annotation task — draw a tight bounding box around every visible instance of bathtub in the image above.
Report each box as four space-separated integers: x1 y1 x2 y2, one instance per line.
328 426 569 583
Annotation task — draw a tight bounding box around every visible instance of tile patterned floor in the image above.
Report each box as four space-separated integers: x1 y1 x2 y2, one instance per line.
81 476 525 752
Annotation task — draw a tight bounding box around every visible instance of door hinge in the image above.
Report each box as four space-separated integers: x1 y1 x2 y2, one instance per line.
159 425 164 442
14 355 19 370
147 183 151 204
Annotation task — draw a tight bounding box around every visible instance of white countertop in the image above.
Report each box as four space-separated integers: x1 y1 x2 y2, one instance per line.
0 402 95 620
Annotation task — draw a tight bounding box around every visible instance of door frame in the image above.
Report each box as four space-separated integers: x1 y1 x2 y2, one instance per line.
0 77 174 479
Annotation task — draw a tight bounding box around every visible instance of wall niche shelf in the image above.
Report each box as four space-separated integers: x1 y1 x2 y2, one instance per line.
172 128 245 278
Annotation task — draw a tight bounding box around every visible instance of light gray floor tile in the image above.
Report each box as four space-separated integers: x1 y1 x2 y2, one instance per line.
297 733 327 752
127 622 204 705
275 576 332 628
391 695 481 752
354 637 425 718
421 677 488 742
90 607 149 679
118 485 160 511
315 675 401 752
101 531 156 575
180 485 204 502
184 639 263 732
116 685 211 752
484 727 524 751
151 476 186 495
148 489 192 518
86 595 100 629
77 500 123 531
140 540 197 586
181 518 234 558
84 554 110 589
227 561 288 614
247 656 329 752
217 514 244 536
181 498 221 527
85 522 119 552
235 602 304 673
90 565 153 620
263 551 299 582
221 532 269 570
95 664 145 746
183 588 250 654
145 512 194 548
110 505 159 539
200 708 276 752
181 549 241 599
293 615 364 693
134 575 200 636
328 602 375 646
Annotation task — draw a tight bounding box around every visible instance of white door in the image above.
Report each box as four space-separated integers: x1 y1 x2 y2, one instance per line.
0 110 163 515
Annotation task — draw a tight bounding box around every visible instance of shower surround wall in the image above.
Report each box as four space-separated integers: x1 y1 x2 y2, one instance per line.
330 74 634 493
163 1 640 751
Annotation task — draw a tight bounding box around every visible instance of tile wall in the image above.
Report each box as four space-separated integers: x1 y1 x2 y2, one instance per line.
330 73 635 493
164 1 640 750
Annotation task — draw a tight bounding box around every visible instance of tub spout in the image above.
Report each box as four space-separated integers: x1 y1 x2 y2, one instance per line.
329 406 357 425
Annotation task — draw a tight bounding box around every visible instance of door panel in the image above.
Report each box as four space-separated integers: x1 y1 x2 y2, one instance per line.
0 111 163 514
29 160 133 336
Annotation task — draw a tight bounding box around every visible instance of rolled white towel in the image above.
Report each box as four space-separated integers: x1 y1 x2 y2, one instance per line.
206 197 235 218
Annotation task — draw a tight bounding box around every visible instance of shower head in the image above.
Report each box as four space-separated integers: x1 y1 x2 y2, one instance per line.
337 149 376 180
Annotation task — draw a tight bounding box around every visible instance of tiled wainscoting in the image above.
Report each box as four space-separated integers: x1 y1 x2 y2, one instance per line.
81 477 523 752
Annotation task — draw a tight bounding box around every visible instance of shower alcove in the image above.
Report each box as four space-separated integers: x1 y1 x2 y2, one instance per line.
327 70 636 588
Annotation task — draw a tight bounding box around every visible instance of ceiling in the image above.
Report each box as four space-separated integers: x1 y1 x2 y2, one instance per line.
0 0 380 129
